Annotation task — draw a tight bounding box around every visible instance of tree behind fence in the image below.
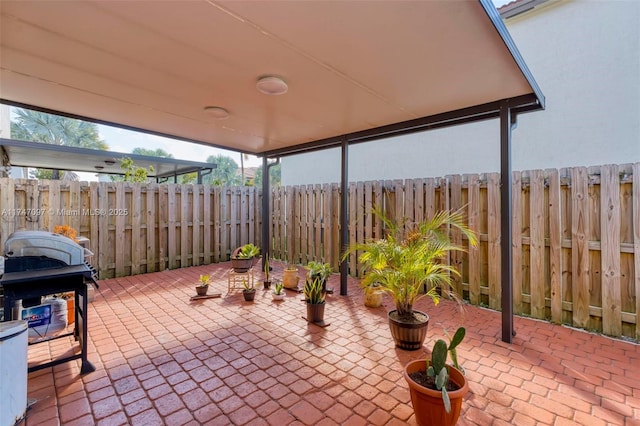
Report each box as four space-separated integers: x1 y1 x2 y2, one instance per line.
1 163 638 339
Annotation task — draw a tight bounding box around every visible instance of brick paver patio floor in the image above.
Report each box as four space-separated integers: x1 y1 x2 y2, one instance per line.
20 262 640 425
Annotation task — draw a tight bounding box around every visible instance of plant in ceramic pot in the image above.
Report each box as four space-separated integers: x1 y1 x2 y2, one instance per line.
343 207 477 350
196 274 210 296
231 243 260 272
272 281 285 301
282 263 300 289
363 282 383 308
242 278 257 301
305 261 333 292
303 277 325 323
404 327 468 426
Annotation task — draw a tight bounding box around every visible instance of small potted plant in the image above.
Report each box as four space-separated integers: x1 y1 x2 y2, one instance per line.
196 274 210 296
263 254 272 290
363 282 383 308
282 263 300 289
242 278 256 302
272 280 285 301
403 327 468 426
231 243 260 273
303 277 325 323
305 261 333 292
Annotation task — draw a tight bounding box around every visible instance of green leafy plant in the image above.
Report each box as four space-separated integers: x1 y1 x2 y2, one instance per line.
234 243 260 259
426 327 465 413
198 274 211 287
263 254 270 281
443 326 465 371
120 156 154 183
242 278 255 292
273 281 284 295
343 206 477 321
305 261 333 284
304 277 325 304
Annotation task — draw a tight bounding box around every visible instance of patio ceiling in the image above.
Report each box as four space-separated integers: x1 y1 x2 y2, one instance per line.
0 0 543 156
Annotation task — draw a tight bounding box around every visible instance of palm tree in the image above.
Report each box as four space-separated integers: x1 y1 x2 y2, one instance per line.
10 108 108 179
203 154 240 186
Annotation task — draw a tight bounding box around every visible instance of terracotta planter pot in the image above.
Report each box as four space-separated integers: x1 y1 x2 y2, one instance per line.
196 286 208 296
282 269 300 289
388 310 429 350
306 303 325 323
364 287 383 308
404 360 468 426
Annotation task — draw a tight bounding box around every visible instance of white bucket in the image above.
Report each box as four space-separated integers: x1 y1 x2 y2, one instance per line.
0 320 28 426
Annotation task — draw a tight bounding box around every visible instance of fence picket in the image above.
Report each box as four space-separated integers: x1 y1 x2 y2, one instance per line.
146 183 157 272
467 174 481 304
547 169 563 324
600 165 622 336
571 167 590 328
512 171 523 313
131 184 141 275
530 170 545 319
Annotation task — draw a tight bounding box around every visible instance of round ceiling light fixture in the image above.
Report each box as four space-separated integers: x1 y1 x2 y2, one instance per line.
256 75 288 95
204 106 230 119
104 159 116 166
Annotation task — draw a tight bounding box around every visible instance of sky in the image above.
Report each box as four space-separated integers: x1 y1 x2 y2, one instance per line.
98 125 262 167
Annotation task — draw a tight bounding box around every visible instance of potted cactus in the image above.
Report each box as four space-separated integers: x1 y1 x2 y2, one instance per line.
263 254 272 290
403 327 468 426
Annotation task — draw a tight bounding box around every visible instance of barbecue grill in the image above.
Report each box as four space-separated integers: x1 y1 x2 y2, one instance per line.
0 230 97 374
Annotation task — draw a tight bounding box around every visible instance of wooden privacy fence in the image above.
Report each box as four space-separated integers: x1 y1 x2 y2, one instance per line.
0 163 638 339
270 163 639 340
0 179 261 279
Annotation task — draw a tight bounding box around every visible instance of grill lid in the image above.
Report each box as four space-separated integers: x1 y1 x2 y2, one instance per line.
4 231 85 266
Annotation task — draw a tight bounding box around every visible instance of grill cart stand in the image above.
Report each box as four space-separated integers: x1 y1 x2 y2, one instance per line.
1 265 96 375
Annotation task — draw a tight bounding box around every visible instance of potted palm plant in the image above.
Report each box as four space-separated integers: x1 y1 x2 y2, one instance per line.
231 243 260 272
303 277 325 323
404 327 468 426
343 207 477 350
196 274 210 296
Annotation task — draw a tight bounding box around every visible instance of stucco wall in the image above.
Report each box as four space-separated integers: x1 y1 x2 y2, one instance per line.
282 0 640 185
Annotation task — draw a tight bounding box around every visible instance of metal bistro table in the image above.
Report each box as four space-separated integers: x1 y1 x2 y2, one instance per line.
1 265 96 374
